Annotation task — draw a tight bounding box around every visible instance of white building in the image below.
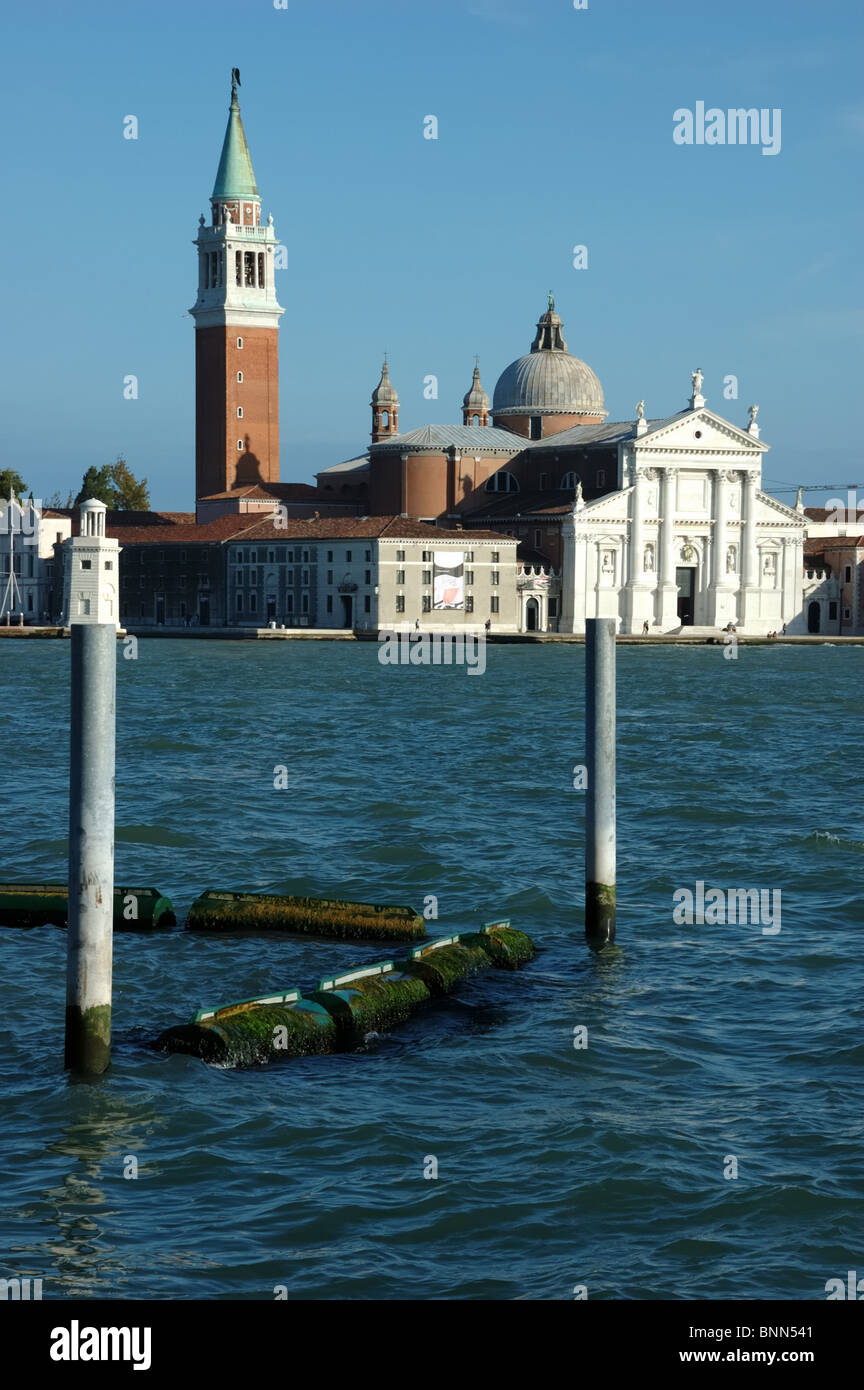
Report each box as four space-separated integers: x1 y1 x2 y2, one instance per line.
559 376 806 634
61 500 121 628
0 498 71 623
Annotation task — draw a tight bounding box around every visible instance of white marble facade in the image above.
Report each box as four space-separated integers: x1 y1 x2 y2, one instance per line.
560 402 806 635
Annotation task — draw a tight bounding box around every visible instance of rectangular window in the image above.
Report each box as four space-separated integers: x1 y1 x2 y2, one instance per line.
365 550 371 562
345 550 352 562
80 559 92 570
326 595 333 613
250 593 257 613
549 597 559 617
422 550 432 562
491 596 499 613
302 549 310 563
244 251 255 286
257 252 265 288
491 571 499 585
276 547 285 561
286 593 294 613
235 251 242 286
845 565 852 583
466 551 474 562
465 595 474 613
302 569 310 585
327 550 333 562
268 549 275 563
829 601 838 620
302 592 310 614
181 550 188 562
422 594 431 612
396 550 405 562
364 570 371 585
465 570 474 585
236 592 243 611
491 551 499 563
364 595 371 613
422 569 431 584
396 595 405 613
326 570 333 584
396 569 405 584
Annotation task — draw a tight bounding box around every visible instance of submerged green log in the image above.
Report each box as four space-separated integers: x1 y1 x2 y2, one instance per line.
186 889 426 941
157 997 336 1066
308 966 431 1035
462 923 536 969
401 939 492 996
158 926 536 1067
0 883 176 930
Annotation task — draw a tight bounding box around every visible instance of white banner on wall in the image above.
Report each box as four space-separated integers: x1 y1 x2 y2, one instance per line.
433 551 464 609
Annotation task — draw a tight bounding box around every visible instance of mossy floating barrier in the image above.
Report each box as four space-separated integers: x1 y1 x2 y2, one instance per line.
157 921 534 1066
185 889 426 941
0 883 176 930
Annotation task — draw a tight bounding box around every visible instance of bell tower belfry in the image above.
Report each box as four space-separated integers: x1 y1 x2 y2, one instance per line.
191 70 284 499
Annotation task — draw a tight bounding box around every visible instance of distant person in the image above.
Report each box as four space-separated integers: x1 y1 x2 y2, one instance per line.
782 623 787 635
414 618 420 632
484 617 492 632
642 621 649 635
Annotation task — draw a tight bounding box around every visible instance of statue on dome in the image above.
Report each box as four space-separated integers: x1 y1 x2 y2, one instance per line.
691 367 703 397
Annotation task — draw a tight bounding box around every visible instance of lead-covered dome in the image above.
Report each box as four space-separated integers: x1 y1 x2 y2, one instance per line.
492 296 606 421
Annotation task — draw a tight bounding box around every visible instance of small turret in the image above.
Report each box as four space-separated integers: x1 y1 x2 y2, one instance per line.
462 359 490 426
371 358 399 441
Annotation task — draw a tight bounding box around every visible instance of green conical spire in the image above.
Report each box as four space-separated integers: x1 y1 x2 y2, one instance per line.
211 70 259 200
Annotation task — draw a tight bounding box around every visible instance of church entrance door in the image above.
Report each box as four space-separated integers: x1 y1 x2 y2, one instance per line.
340 595 353 628
807 600 820 633
675 567 695 625
525 598 539 631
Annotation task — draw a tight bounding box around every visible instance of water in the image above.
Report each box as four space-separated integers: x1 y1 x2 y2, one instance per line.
1 639 862 1300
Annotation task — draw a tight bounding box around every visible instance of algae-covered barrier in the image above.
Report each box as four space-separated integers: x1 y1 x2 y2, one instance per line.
157 922 535 1067
185 889 426 941
0 883 176 930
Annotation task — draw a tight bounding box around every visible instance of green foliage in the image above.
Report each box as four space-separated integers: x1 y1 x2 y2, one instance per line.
0 469 28 501
74 457 150 510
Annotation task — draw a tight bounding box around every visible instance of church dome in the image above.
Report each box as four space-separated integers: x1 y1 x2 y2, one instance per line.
492 296 606 420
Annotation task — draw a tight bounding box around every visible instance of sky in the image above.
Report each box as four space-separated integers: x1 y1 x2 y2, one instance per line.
4 0 863 510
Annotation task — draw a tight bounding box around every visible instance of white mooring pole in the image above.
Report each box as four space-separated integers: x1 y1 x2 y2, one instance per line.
585 617 616 947
64 500 120 1073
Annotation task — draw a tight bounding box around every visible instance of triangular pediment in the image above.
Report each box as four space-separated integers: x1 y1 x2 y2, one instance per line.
572 487 631 522
636 408 768 454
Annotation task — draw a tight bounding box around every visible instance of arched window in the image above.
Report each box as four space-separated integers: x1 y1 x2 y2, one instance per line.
485 470 519 493
561 472 580 490
382 410 389 428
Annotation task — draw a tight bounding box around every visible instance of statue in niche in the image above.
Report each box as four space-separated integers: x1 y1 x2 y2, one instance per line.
726 545 737 574
643 543 655 572
601 550 614 574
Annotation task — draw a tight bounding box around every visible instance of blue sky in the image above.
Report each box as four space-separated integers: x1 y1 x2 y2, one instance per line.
5 0 863 509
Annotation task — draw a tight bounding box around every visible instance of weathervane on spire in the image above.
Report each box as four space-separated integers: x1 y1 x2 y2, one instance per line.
231 68 241 103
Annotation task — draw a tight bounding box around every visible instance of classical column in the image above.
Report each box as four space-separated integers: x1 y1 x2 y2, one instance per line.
629 467 646 582
624 467 654 632
739 469 760 629
712 471 730 587
658 466 679 628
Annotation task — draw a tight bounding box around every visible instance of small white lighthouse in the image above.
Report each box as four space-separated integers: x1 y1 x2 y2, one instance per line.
62 499 121 628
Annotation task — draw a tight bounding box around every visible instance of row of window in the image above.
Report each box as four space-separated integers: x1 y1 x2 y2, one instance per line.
231 547 373 564
484 471 604 493
393 595 501 614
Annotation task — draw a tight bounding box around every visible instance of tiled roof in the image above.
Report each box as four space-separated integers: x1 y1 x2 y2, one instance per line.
198 483 318 500
92 514 512 546
372 424 526 453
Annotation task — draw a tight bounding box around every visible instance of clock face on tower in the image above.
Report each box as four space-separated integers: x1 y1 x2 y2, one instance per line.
244 204 253 222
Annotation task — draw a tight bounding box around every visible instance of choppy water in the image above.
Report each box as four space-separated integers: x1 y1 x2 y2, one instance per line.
1 638 862 1300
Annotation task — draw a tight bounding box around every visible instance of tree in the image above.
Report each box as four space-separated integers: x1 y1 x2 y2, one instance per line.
111 457 150 511
0 469 28 501
73 458 150 510
74 465 116 508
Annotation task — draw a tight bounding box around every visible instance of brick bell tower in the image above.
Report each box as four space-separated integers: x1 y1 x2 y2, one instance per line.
191 70 284 499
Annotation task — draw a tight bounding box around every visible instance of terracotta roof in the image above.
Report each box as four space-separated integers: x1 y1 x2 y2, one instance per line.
85 514 513 547
198 484 318 501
